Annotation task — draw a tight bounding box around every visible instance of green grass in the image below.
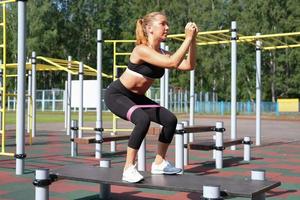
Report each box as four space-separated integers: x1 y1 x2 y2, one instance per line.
5 111 114 125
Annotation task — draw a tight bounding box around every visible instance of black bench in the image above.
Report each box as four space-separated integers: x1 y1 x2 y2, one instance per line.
74 134 130 144
42 164 280 200
187 138 245 151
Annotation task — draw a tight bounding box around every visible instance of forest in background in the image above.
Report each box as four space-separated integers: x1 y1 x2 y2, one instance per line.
4 0 300 102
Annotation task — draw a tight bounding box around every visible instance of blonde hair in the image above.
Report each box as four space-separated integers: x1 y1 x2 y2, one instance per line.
135 11 166 45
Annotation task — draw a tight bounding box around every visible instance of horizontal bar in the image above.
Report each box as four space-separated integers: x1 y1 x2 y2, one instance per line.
240 32 300 40
184 126 216 133
0 152 15 157
115 52 131 56
263 44 300 50
105 40 136 43
168 29 230 38
0 0 16 5
74 135 130 144
105 128 133 132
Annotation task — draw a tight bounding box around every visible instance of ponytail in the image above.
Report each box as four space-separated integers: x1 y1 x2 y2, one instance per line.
135 19 148 45
135 12 166 45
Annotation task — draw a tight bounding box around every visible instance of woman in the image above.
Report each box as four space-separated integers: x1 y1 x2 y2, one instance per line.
104 11 198 183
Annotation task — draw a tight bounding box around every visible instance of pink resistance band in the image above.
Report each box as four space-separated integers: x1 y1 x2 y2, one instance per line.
126 105 161 121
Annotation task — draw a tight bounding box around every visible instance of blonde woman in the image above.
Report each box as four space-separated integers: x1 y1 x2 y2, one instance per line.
104 11 198 183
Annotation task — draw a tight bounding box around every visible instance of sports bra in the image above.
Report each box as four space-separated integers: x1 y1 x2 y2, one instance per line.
127 48 166 79
127 61 165 79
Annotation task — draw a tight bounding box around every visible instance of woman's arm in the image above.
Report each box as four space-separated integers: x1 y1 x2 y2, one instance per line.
176 36 197 71
177 23 198 71
131 22 196 69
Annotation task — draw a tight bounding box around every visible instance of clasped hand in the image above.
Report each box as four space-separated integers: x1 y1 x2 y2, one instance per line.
185 22 199 39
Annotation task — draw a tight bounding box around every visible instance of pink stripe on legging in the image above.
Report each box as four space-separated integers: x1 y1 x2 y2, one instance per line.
126 105 161 121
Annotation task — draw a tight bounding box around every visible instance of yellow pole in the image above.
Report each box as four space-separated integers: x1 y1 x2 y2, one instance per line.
112 42 117 134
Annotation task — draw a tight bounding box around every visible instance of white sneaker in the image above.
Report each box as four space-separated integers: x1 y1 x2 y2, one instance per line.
122 164 144 183
151 160 182 175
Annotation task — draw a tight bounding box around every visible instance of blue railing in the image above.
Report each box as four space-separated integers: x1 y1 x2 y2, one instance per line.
193 101 279 115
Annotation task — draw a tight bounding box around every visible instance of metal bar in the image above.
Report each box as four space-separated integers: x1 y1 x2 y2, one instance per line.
105 39 135 43
16 0 26 175
66 56 72 136
240 32 300 40
256 33 262 146
115 52 131 56
36 57 75 74
168 29 230 38
31 52 36 137
230 21 237 150
263 44 300 50
78 62 83 138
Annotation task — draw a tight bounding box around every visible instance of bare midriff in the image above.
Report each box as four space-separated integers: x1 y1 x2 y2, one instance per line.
119 69 154 95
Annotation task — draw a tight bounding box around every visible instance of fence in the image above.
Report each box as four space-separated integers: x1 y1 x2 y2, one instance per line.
6 89 291 115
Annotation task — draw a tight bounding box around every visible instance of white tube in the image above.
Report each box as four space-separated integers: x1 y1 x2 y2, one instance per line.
138 139 146 171
256 33 262 146
110 132 116 152
99 159 111 199
175 123 184 174
70 120 78 157
215 122 224 169
78 62 84 138
230 21 237 150
243 136 251 161
181 120 189 166
203 185 221 199
16 0 27 175
189 70 195 142
95 120 102 159
35 169 49 200
251 169 265 181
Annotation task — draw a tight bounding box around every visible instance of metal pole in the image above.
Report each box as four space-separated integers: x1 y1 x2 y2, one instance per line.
182 120 189 166
96 29 102 124
66 56 72 135
99 159 111 199
138 139 146 171
96 29 104 159
70 120 78 157
215 122 224 169
251 169 266 200
243 136 251 161
160 42 165 107
230 21 237 150
27 70 32 134
95 120 102 159
16 0 27 175
189 70 195 142
164 45 169 109
34 169 49 200
31 52 36 137
175 123 184 174
78 62 83 138
256 33 262 146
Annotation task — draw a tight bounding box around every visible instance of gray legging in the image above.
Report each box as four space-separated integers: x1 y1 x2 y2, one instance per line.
104 79 177 149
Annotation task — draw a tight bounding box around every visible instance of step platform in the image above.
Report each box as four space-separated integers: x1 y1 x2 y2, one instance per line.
51 164 280 199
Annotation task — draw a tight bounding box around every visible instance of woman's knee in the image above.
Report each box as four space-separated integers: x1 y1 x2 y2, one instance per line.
128 110 151 149
131 110 151 128
165 113 177 128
